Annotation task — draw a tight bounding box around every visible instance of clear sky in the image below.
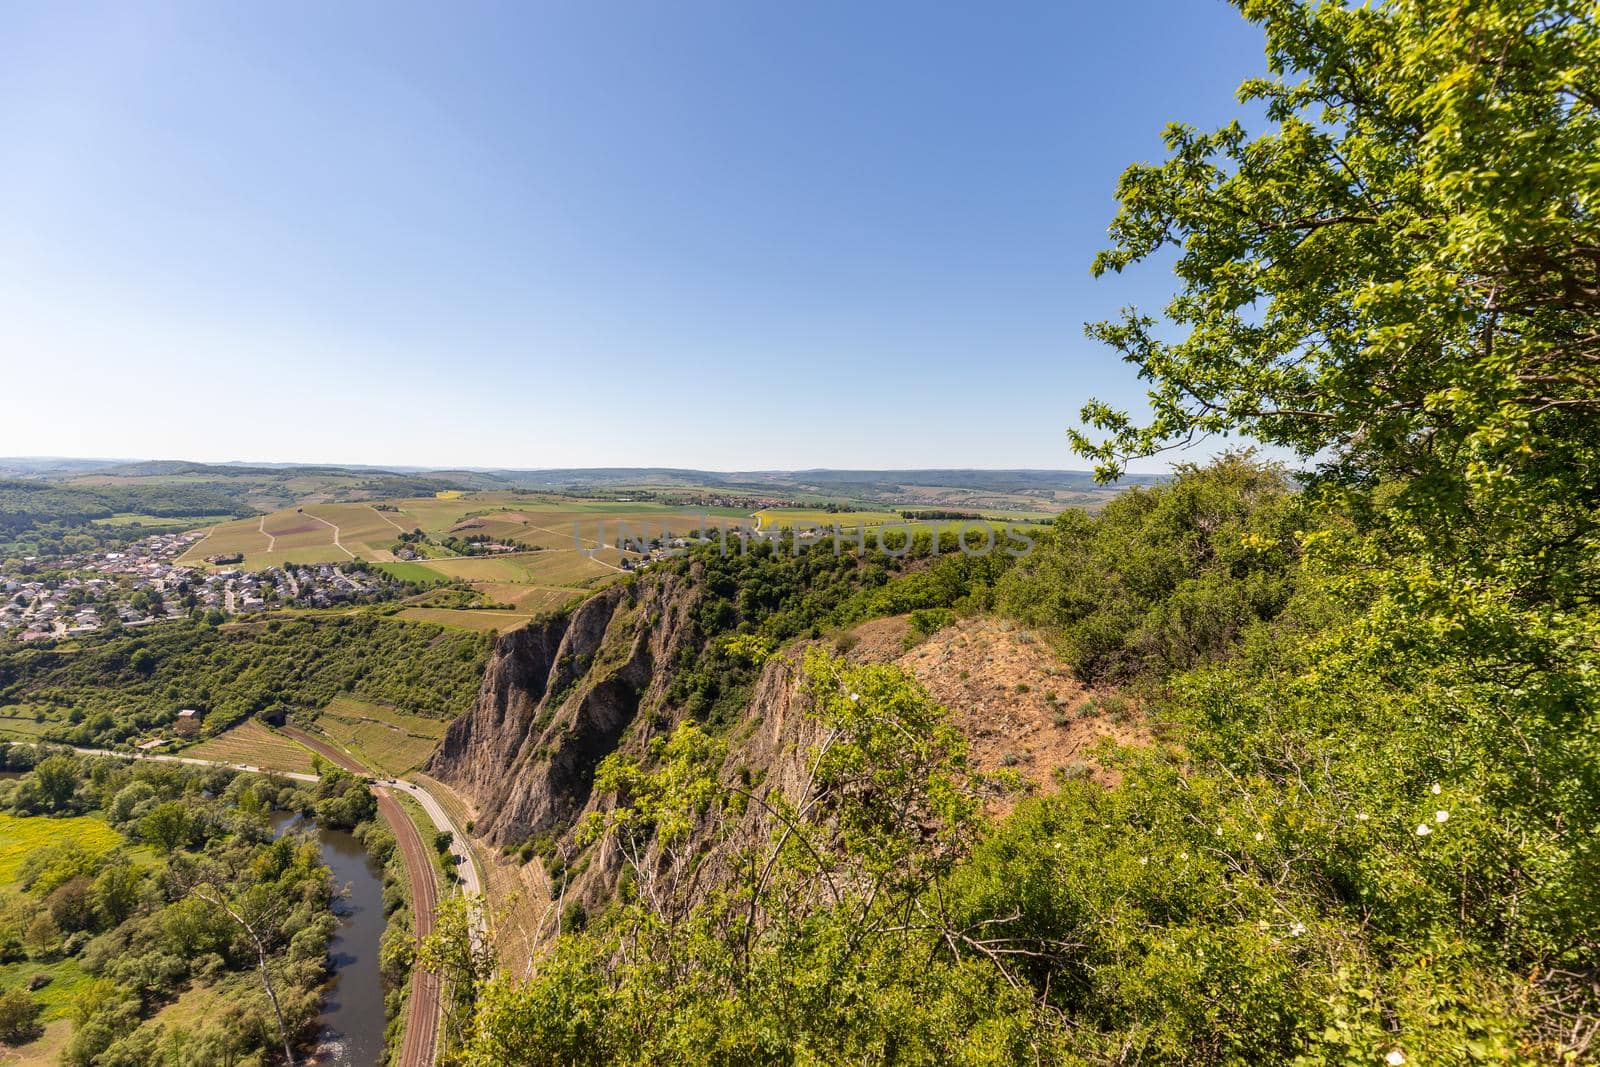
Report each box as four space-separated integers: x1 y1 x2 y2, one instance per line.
1 1 1266 472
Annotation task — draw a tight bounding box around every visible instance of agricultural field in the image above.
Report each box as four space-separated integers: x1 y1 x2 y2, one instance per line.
175 494 758 633
376 560 448 585
396 604 556 632
467 581 583 613
408 550 622 586
754 508 909 530
0 812 124 885
303 696 447 777
0 710 52 741
182 720 317 774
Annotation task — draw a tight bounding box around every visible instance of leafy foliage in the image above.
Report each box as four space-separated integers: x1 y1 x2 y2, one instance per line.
997 452 1307 680
1072 0 1600 501
454 3 1599 1062
0 750 367 1064
0 479 242 559
0 614 491 746
465 650 1040 1065
659 535 1010 725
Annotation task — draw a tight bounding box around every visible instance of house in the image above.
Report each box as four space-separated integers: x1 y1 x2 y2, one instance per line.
174 708 203 737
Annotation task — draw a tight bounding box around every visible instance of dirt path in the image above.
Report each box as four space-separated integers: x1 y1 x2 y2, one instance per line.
258 515 277 552
371 505 407 532
180 523 217 564
300 512 356 559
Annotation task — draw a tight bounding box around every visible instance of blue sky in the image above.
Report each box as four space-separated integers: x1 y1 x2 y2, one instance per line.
1 1 1265 472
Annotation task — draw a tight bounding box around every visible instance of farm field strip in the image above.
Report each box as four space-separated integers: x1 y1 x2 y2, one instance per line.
183 720 319 774
310 699 445 777
303 503 396 558
0 712 53 739
396 605 548 631
0 812 124 885
90 513 218 527
299 510 356 559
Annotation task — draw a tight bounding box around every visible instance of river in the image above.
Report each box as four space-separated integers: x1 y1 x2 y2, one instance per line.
272 812 390 1066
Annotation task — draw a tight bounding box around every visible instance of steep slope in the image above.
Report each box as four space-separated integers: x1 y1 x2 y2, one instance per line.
426 573 701 848
426 568 1140 939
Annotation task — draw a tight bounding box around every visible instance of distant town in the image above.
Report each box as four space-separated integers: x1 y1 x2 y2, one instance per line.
0 526 400 642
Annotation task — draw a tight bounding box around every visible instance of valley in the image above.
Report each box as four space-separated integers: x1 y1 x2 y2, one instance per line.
2 0 1594 1060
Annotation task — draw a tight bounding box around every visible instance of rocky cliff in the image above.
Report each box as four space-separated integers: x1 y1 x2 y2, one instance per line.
426 572 704 849
427 569 1132 929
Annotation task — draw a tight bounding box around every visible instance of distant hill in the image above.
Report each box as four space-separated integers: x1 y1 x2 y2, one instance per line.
0 459 1165 535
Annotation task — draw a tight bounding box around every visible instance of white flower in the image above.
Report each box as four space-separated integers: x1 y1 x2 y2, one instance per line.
1254 831 1264 842
1177 852 1188 861
1431 783 1442 795
849 692 860 703
1355 813 1369 821
1288 921 1307 937
1415 824 1433 837
1139 856 1148 865
1435 809 1449 823
1386 1050 1407 1066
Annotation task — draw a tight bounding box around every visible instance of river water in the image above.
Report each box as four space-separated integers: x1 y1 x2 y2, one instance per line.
272 812 389 1066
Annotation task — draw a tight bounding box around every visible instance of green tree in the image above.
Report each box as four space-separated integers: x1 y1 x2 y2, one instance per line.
1072 0 1600 509
30 754 80 812
22 911 59 958
417 895 495 1051
0 987 39 1042
93 863 143 927
138 800 192 853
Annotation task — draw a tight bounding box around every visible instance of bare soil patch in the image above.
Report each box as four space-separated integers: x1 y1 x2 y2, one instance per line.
845 615 1146 810
265 519 324 537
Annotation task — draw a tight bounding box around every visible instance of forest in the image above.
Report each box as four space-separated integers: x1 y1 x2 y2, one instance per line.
0 747 389 1065
0 615 491 747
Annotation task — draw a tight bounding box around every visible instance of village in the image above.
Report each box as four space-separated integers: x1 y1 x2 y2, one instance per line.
0 526 398 642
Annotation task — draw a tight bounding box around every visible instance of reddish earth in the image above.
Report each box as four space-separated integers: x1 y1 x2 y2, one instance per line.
282 727 442 1067
265 520 325 537
846 615 1146 809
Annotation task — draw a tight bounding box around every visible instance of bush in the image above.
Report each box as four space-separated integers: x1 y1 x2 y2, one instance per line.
996 454 1304 682
0 987 40 1042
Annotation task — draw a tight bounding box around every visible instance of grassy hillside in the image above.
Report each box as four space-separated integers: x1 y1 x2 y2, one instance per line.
0 614 490 747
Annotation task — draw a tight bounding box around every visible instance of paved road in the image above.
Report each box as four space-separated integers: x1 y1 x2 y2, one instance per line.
60 745 320 782
386 777 484 899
